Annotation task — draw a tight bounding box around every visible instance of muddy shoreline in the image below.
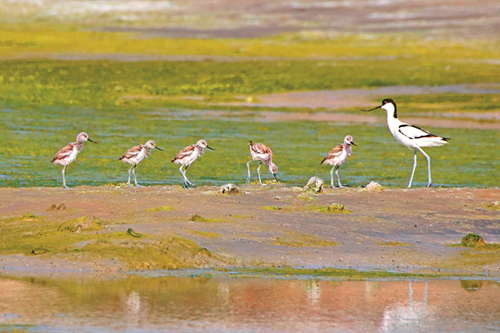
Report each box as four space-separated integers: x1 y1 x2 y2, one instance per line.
0 186 499 280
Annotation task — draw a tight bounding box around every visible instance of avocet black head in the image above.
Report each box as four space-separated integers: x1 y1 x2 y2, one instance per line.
363 99 397 118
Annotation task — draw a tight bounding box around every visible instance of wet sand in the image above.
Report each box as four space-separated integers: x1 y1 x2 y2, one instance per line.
0 186 499 278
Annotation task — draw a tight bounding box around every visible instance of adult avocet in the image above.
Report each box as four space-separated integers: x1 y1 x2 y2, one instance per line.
363 99 450 187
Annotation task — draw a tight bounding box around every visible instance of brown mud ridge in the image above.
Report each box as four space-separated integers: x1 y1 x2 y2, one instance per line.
222 84 500 110
0 186 499 279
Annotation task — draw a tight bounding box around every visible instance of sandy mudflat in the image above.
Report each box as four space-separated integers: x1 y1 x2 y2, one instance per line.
0 185 498 278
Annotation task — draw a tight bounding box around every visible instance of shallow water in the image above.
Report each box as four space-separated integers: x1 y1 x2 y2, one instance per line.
0 275 499 332
1 106 498 188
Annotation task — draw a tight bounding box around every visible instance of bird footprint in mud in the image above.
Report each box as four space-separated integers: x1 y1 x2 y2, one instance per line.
47 203 67 211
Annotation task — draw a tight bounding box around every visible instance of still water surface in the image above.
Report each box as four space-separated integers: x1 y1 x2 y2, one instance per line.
1 275 499 332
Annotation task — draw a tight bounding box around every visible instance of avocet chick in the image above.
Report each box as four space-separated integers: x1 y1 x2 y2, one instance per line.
321 135 356 188
247 141 278 185
171 139 215 188
51 132 97 188
119 140 163 187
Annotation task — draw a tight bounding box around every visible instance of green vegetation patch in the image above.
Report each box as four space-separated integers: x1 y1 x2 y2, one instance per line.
452 243 500 252
395 94 500 113
443 243 500 270
20 213 38 222
190 230 221 238
307 203 352 214
0 215 223 270
1 57 499 110
261 206 284 211
81 235 216 270
146 205 174 212
126 228 144 238
0 215 81 255
273 232 337 248
262 203 351 214
58 216 104 233
378 241 411 247
477 244 500 251
460 280 485 292
0 323 34 332
484 201 500 211
236 266 439 280
297 193 318 202
2 213 43 224
230 214 251 219
189 214 223 223
460 233 486 247
455 245 500 267
1 27 499 62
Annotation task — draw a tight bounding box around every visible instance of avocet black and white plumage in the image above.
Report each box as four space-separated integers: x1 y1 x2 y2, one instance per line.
171 139 215 188
321 135 356 188
119 140 163 187
51 132 97 188
247 141 278 185
363 99 450 187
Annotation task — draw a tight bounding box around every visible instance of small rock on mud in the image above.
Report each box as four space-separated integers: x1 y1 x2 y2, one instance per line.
365 181 383 191
219 183 240 195
303 177 324 193
485 201 500 211
126 228 144 238
31 248 50 255
21 213 37 222
327 203 346 213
